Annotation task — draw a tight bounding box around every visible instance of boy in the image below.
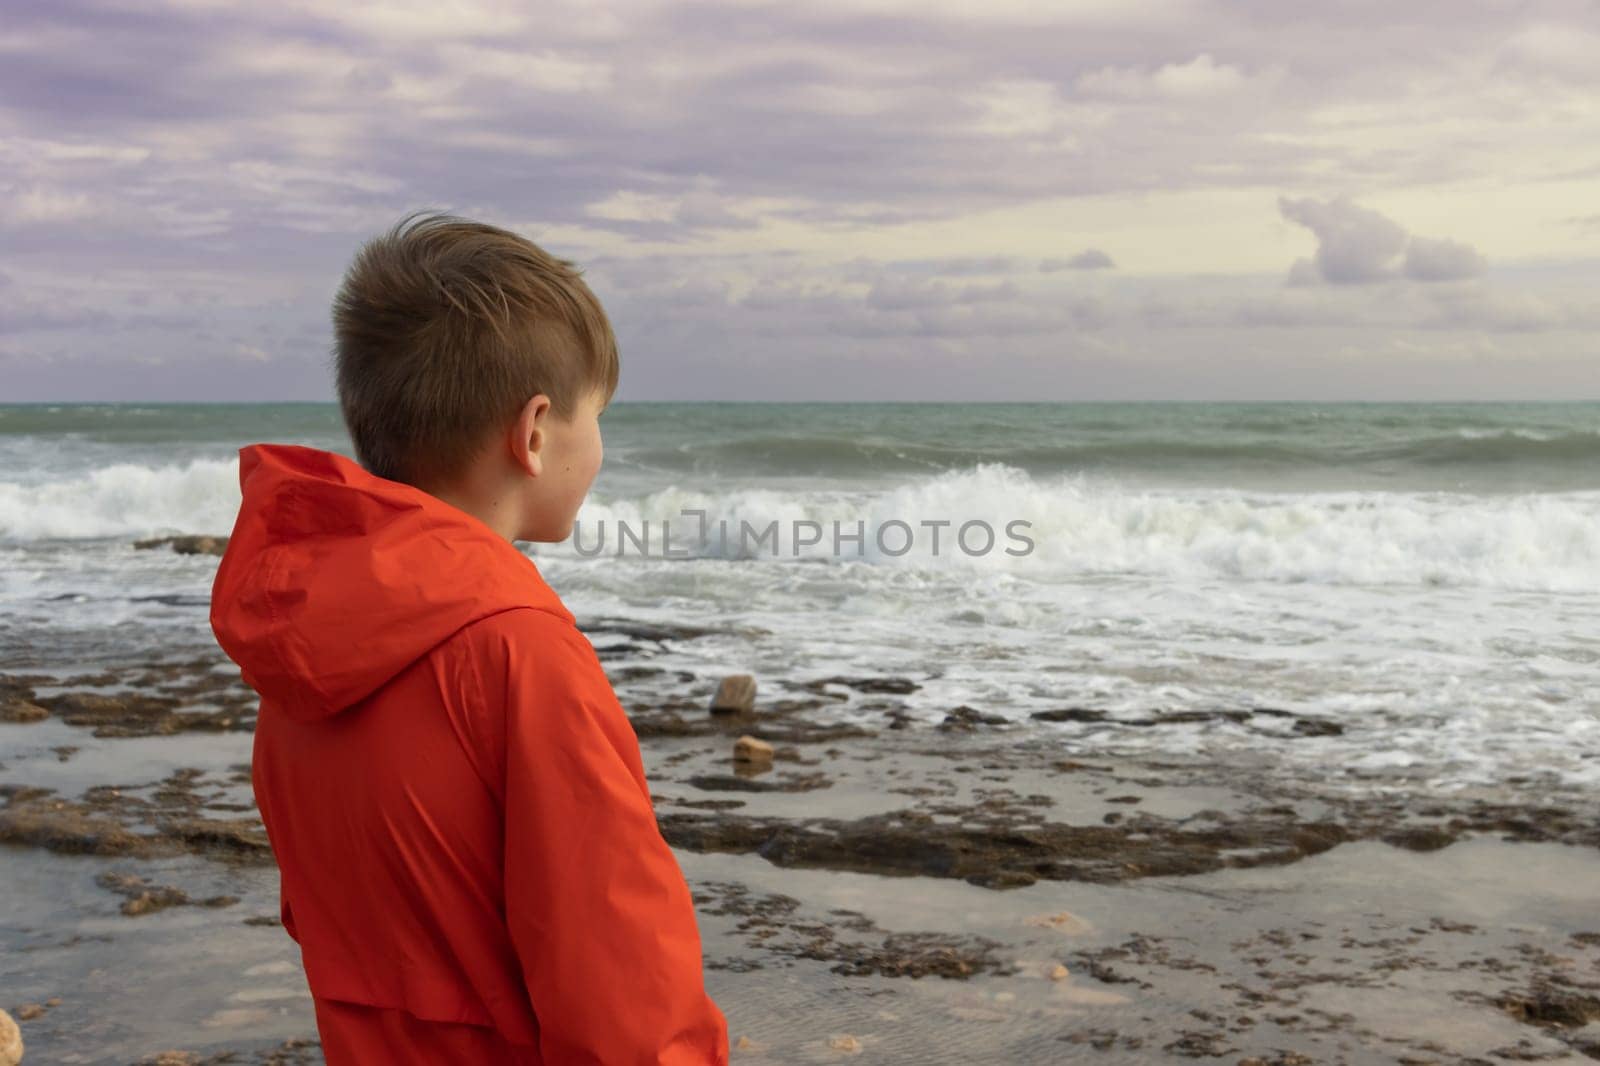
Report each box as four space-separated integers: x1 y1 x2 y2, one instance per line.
210 212 729 1064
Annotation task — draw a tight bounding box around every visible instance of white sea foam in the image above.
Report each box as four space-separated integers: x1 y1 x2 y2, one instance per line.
574 464 1600 593
6 458 1597 594
0 458 241 540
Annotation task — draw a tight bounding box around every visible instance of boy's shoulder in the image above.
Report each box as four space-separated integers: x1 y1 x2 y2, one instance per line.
455 602 588 653
442 604 609 699
444 604 639 769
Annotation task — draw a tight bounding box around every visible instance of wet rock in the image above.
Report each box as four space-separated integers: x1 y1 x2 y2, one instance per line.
0 1008 20 1066
660 807 1351 887
1289 717 1344 737
96 872 240 916
938 706 1009 732
686 773 831 794
159 817 273 863
1164 1029 1232 1057
0 793 155 857
672 797 747 811
583 617 729 643
35 691 184 738
0 674 47 700
732 735 774 767
1063 1028 1143 1051
828 930 1011 979
739 722 874 744
709 674 756 716
1031 708 1108 724
1497 983 1600 1029
1052 760 1110 773
99 872 190 916
807 676 921 695
627 712 697 738
124 889 191 916
133 534 228 557
1 781 277 866
10 1004 43 1023
0 697 49 723
695 880 1013 981
1382 825 1458 852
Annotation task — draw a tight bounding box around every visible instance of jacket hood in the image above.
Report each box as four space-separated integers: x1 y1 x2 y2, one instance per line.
210 443 573 721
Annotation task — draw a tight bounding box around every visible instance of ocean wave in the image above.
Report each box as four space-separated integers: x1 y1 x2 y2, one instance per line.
5 458 1597 593
573 464 1600 592
610 427 1600 477
1394 430 1600 464
0 459 242 540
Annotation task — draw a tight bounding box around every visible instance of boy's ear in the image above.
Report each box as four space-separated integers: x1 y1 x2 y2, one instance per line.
509 393 552 478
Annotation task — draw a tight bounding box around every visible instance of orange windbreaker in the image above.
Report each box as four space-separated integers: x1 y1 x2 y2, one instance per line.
209 443 729 1065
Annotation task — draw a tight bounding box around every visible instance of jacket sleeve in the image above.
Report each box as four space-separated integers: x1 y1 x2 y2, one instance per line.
498 608 729 1066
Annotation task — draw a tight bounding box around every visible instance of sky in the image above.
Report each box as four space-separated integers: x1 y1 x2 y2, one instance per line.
2 0 1598 402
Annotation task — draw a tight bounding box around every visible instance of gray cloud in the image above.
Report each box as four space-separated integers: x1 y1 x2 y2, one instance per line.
1279 196 1409 284
1 0 1596 399
1403 235 1487 282
1280 196 1487 285
1041 249 1116 271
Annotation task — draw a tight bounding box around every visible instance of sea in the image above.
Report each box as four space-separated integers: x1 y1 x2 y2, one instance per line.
2 401 1597 800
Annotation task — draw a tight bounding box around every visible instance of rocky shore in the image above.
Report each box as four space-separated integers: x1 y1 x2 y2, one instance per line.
3 585 1599 1063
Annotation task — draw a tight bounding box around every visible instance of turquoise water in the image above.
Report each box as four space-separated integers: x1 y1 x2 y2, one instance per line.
3 401 1598 492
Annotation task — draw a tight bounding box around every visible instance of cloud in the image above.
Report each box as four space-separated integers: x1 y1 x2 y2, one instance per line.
1498 22 1600 83
1040 249 1115 271
1 0 1597 399
1402 235 1486 282
1076 53 1269 100
1279 196 1486 285
864 277 1020 311
1279 196 1408 284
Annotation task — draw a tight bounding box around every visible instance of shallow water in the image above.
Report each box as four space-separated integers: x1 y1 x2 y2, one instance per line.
9 807 1595 1065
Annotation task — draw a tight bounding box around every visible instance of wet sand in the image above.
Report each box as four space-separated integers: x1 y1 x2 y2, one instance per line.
3 618 1599 1064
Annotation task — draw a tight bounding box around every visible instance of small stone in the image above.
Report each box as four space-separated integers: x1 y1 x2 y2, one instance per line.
132 534 228 557
827 1034 862 1054
732 735 774 766
1049 963 1070 981
734 1035 760 1051
1026 911 1094 936
710 674 757 716
123 890 182 916
0 1009 21 1066
11 1004 43 1022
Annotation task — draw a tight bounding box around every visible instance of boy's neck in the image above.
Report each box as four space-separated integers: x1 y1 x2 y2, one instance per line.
419 477 521 544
